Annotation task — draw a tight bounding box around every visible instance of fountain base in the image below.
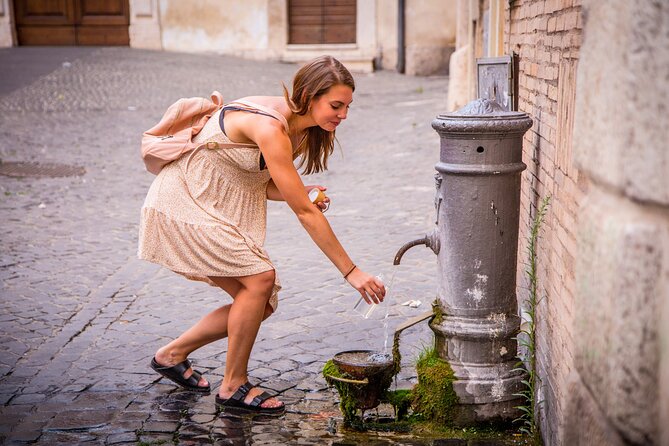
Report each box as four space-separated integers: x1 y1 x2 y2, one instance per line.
430 318 526 426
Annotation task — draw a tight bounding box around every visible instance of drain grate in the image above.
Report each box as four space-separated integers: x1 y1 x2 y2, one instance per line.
0 161 86 178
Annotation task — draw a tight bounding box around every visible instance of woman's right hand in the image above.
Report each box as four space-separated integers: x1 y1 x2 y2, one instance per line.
346 268 385 304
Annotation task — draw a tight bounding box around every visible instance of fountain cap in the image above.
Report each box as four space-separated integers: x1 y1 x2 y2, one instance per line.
432 98 533 136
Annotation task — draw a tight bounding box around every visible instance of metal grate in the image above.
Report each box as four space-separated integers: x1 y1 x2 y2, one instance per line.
0 161 86 178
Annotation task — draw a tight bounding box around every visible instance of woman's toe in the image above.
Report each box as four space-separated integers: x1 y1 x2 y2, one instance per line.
261 397 283 408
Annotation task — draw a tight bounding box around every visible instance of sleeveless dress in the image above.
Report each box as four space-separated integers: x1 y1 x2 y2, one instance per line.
137 100 288 311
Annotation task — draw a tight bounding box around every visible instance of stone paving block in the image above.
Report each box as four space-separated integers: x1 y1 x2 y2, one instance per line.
179 436 214 445
10 393 46 405
142 420 179 433
261 380 297 394
45 409 115 431
24 410 57 424
6 423 43 443
106 432 137 444
138 433 175 444
36 431 99 444
67 391 135 411
249 367 280 380
0 394 13 405
189 413 217 424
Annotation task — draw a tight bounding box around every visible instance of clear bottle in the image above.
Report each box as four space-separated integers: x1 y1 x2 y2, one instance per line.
352 275 387 319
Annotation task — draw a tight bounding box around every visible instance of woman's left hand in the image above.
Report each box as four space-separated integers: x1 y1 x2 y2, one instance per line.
305 185 330 212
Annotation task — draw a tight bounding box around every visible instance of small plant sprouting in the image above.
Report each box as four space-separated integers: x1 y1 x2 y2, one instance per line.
513 195 550 444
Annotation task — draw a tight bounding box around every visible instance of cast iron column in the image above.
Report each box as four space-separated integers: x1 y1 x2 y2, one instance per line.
430 98 532 424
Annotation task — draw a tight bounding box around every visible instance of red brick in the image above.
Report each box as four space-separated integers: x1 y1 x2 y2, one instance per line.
545 0 558 13
548 17 557 33
556 14 566 31
565 10 578 29
518 18 528 33
548 84 558 100
539 80 549 95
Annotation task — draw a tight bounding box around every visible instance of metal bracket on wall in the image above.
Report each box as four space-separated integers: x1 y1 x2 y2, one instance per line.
476 55 517 111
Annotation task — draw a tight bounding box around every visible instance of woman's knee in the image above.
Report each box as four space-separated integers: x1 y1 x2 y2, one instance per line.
243 269 275 296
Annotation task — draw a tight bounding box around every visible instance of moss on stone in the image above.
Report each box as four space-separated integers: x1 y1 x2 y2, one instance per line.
383 389 413 420
432 299 444 325
322 359 361 425
411 346 458 424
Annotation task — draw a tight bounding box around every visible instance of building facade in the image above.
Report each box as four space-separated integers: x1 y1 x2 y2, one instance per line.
0 0 457 75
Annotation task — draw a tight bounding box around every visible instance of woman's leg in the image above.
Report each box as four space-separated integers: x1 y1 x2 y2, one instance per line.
218 270 283 408
154 275 275 389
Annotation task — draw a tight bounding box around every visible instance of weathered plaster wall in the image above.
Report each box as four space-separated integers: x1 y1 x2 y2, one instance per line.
159 0 270 58
0 0 15 47
447 0 474 110
564 1 669 445
376 0 398 71
405 0 456 75
129 0 162 50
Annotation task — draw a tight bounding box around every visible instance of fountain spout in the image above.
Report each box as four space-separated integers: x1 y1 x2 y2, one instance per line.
393 231 440 265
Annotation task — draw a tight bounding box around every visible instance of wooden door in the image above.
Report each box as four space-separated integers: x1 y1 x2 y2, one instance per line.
289 0 356 45
14 0 129 45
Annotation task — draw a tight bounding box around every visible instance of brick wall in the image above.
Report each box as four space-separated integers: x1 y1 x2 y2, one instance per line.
504 0 583 443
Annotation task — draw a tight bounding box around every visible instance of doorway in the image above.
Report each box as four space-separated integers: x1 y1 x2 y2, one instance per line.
14 0 130 45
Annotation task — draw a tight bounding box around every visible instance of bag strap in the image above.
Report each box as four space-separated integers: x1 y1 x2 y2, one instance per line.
225 99 290 133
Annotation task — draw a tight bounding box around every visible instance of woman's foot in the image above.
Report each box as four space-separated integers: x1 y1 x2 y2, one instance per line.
218 381 284 410
152 347 209 390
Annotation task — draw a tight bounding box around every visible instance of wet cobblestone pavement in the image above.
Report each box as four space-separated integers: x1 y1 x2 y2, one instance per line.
0 47 514 445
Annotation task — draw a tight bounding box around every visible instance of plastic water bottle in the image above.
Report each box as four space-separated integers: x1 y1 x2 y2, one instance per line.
352 275 387 319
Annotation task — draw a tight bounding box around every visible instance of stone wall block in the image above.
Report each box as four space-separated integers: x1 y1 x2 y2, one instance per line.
405 46 454 76
0 0 15 47
129 0 162 50
574 187 664 445
563 372 626 446
573 0 669 206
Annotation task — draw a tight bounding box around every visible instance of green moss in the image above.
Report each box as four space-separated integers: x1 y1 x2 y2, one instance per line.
322 359 361 425
412 422 533 443
432 299 444 325
391 333 402 377
383 389 412 420
411 346 458 424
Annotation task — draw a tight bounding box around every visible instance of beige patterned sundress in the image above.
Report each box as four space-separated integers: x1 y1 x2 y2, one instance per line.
137 101 288 311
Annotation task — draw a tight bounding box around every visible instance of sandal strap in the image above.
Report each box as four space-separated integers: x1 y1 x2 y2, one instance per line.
154 359 191 373
249 391 274 408
230 381 253 402
156 359 202 387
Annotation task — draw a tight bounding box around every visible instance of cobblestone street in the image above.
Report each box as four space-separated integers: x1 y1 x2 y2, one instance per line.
0 47 482 445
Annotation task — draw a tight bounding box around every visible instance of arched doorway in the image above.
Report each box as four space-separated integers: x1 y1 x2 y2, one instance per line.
13 0 129 45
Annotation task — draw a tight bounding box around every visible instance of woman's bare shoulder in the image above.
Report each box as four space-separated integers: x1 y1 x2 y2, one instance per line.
235 96 291 116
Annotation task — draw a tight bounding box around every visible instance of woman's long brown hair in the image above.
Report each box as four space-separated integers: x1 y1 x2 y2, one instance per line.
283 55 355 174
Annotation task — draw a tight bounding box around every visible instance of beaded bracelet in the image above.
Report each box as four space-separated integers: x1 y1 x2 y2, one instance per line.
343 264 357 279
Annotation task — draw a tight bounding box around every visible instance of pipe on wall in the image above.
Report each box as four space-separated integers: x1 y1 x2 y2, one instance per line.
397 0 405 73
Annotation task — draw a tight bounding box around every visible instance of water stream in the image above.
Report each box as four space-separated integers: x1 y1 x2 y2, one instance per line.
381 267 397 354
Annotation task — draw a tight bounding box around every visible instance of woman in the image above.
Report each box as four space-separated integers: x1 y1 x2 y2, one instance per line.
138 56 385 415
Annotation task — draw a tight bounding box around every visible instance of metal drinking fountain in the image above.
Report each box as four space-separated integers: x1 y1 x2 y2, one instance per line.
395 98 533 424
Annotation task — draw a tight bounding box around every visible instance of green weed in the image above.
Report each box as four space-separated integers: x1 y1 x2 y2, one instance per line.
513 195 550 444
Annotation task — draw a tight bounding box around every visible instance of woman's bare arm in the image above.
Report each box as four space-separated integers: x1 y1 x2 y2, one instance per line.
235 113 384 303
266 180 284 201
